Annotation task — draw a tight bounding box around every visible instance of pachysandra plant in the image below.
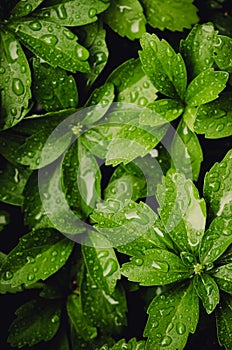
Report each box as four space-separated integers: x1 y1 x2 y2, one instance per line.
0 1 232 349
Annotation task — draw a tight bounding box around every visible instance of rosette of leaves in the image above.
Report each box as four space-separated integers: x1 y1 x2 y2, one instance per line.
90 150 232 350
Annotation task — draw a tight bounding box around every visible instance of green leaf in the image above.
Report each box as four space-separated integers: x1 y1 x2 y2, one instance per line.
194 274 220 313
144 281 199 350
170 119 203 181
139 33 187 100
216 294 232 350
121 248 192 286
0 30 31 130
180 23 217 79
81 272 127 335
203 149 232 218
139 99 184 127
185 68 228 107
33 58 78 112
0 160 32 206
194 93 232 138
11 0 44 17
0 132 25 164
82 231 120 295
8 18 90 73
8 298 61 348
199 216 232 265
35 0 110 27
103 0 146 40
156 172 206 253
140 0 198 32
97 338 145 350
67 293 97 341
213 35 232 73
107 58 158 105
0 228 74 288
212 264 232 294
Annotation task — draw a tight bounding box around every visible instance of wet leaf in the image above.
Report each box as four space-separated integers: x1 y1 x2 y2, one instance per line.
11 0 44 17
194 274 220 314
213 35 232 72
216 294 232 350
212 264 232 294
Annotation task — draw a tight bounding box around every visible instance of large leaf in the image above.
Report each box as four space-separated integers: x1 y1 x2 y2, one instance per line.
180 23 216 79
8 299 62 348
194 93 232 138
0 228 74 288
203 149 232 218
139 33 187 100
82 231 120 295
144 282 199 350
35 0 110 27
33 58 78 112
194 274 220 314
185 68 228 107
121 248 192 286
216 294 232 350
107 58 158 105
103 0 146 40
212 264 232 294
213 35 232 73
0 30 31 130
8 18 90 73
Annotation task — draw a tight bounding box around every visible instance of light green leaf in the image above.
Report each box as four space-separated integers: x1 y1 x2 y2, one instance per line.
82 231 120 295
0 228 74 288
194 92 232 138
8 299 61 348
0 252 23 294
8 18 90 73
156 172 206 253
35 0 110 27
185 68 228 106
140 0 199 31
103 0 146 40
121 249 192 286
67 293 97 341
180 23 217 79
107 58 157 105
140 99 184 127
11 0 44 17
212 264 232 294
0 30 31 130
216 294 232 350
194 274 220 314
199 216 232 265
0 160 32 206
139 33 187 100
144 281 199 350
213 35 232 73
33 58 78 112
203 149 232 218
170 119 203 181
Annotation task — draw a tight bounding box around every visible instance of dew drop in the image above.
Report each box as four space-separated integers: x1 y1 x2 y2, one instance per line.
89 8 97 18
29 21 42 31
27 273 35 281
11 108 18 116
4 271 13 280
51 315 60 323
0 67 5 74
12 78 24 96
76 46 89 61
103 259 118 277
161 335 172 346
135 258 144 266
41 34 58 46
63 28 75 40
56 4 67 19
176 322 186 335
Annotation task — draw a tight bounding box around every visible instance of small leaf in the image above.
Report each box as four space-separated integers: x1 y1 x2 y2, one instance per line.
216 294 232 350
213 35 232 72
194 92 232 138
121 248 192 286
199 216 232 265
67 293 97 341
185 68 228 107
144 281 199 350
33 58 78 112
203 149 232 218
82 231 120 295
107 58 158 105
212 264 232 294
35 0 110 27
11 0 44 17
170 119 203 181
180 23 217 79
194 274 220 314
140 0 199 32
8 299 61 348
0 228 74 288
103 0 146 40
139 33 187 100
8 18 90 73
0 30 31 130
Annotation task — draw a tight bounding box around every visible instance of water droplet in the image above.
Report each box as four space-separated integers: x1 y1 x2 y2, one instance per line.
76 46 89 61
56 4 67 19
0 67 5 74
4 271 13 280
160 306 174 316
103 259 118 277
98 251 109 259
89 8 97 17
135 258 144 266
41 34 58 46
176 322 186 335
152 261 169 272
11 108 18 116
27 273 35 281
209 180 220 192
26 256 35 263
52 251 58 256
138 97 148 106
29 21 42 31
12 78 24 96
63 28 75 40
51 315 60 323
161 335 172 346
25 3 32 12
